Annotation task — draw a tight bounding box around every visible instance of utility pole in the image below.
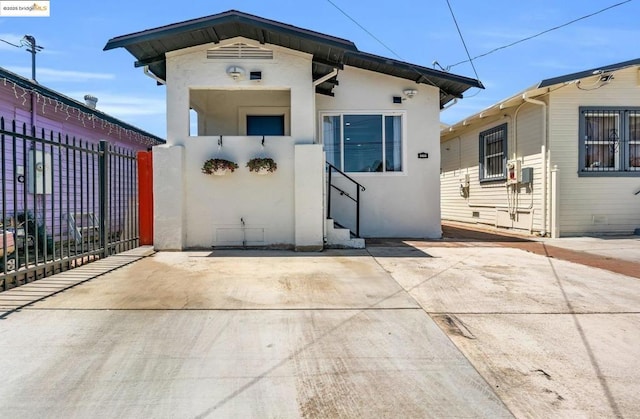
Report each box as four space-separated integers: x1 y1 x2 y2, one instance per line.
23 35 43 82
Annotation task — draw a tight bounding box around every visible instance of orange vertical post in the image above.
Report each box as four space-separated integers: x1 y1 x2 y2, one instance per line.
137 151 154 245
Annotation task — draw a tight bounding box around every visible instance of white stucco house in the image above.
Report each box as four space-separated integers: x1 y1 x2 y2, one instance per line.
440 58 640 237
105 10 481 250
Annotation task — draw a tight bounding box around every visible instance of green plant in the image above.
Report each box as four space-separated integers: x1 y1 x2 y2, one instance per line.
202 158 239 174
246 157 277 173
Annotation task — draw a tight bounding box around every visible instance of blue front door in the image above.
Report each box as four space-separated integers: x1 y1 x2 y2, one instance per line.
246 115 285 136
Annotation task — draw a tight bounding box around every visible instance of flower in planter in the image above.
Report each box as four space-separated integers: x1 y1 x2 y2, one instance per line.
202 158 239 175
246 157 277 173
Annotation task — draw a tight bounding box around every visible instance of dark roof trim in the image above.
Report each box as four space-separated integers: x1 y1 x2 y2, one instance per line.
538 58 640 88
104 9 482 107
104 9 357 53
134 54 166 68
344 50 484 89
0 67 165 144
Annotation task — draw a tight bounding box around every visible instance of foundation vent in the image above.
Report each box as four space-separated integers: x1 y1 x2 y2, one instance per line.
207 43 273 60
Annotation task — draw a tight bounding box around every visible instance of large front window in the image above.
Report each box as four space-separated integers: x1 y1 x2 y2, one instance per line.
579 107 640 175
322 113 403 173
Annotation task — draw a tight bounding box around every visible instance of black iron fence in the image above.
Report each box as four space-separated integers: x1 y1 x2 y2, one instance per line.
1 117 139 291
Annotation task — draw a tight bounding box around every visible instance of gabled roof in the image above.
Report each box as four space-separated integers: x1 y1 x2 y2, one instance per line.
104 9 483 108
0 67 165 145
441 58 640 140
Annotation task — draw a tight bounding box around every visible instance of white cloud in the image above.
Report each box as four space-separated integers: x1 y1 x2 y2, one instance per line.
5 66 115 82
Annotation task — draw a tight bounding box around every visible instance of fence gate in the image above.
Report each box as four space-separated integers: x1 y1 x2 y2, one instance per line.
137 151 153 246
1 117 141 291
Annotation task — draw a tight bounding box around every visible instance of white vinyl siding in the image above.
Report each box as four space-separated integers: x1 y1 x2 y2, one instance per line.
440 103 544 233
549 66 640 235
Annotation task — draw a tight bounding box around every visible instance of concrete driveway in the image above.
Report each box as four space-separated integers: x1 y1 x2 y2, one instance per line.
1 232 639 418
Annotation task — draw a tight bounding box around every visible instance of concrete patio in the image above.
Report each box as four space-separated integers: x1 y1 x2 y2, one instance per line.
1 229 639 418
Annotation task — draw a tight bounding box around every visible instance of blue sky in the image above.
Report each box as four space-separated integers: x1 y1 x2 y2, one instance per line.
1 0 638 138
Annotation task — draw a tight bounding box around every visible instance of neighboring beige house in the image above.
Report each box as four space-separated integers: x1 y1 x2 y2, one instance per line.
105 10 481 250
441 58 640 237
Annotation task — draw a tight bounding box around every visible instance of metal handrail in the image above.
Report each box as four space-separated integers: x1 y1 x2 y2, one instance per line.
326 162 365 237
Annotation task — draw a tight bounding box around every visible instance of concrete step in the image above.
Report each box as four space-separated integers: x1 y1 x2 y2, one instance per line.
325 219 365 249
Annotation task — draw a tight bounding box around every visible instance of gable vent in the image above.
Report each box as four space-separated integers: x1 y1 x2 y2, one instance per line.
207 43 273 60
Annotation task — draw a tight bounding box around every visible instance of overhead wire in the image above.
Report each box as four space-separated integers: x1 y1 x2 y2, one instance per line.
447 0 633 69
323 0 476 103
444 0 480 81
0 38 22 48
443 0 482 97
324 0 404 60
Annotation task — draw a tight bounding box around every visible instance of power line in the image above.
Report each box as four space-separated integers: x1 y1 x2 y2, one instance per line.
324 0 404 60
323 0 459 94
323 0 484 103
448 0 633 69
444 0 480 81
0 38 22 48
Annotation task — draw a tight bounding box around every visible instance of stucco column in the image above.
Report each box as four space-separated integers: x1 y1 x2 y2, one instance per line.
294 144 324 251
153 144 185 250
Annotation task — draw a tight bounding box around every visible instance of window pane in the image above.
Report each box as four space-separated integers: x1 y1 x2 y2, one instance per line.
323 116 341 168
629 114 640 169
583 112 619 171
344 115 382 172
481 126 505 178
585 144 615 169
385 116 402 171
585 115 617 142
486 156 502 178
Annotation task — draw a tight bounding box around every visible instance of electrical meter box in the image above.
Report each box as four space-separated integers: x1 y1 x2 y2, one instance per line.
28 150 52 194
521 167 534 184
506 159 521 185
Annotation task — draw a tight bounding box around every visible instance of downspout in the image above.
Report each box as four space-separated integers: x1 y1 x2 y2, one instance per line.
512 103 526 160
312 68 339 143
313 68 338 242
143 66 166 85
441 98 458 111
522 94 548 236
313 68 339 87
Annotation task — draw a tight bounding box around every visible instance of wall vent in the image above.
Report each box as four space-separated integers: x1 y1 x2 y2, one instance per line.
207 43 273 60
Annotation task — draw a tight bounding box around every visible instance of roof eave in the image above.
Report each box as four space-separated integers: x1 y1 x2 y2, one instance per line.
104 10 358 52
538 57 640 88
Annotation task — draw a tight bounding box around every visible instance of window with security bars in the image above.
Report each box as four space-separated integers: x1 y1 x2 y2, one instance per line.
579 107 640 175
479 123 507 181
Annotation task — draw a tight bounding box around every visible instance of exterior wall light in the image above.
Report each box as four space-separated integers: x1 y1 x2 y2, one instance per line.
403 89 418 99
227 66 245 80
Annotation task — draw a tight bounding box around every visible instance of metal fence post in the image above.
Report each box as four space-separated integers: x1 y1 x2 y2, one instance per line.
98 140 110 257
326 164 332 220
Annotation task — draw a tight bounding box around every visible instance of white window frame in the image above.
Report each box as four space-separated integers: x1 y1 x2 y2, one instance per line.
583 112 620 171
319 110 407 175
628 113 640 170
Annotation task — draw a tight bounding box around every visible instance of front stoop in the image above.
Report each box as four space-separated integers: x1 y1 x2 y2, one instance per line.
325 219 365 249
